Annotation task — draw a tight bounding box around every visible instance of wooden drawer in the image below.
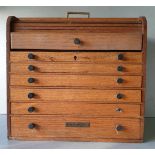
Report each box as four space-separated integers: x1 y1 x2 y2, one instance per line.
11 32 142 50
10 52 143 63
11 102 141 117
10 88 141 103
10 116 141 139
10 63 142 75
10 74 142 88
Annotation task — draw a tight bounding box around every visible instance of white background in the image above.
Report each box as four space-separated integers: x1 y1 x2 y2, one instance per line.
0 6 155 117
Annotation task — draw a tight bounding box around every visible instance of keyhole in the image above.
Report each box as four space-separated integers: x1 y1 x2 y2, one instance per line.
74 56 77 61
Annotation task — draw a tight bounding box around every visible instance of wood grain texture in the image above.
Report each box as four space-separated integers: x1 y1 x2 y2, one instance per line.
7 16 18 140
10 88 141 103
10 63 142 75
11 32 142 50
10 74 142 88
13 18 143 24
139 16 147 140
10 51 143 63
10 116 141 140
11 102 141 117
14 26 142 33
7 16 146 142
8 136 143 142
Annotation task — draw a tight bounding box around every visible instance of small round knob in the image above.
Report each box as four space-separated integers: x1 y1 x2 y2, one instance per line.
28 65 35 71
116 93 123 99
28 93 35 99
117 78 124 84
115 125 124 131
28 123 36 129
28 107 35 113
28 53 35 59
28 78 35 83
117 66 124 72
74 56 77 60
74 38 81 45
117 54 124 60
115 108 123 112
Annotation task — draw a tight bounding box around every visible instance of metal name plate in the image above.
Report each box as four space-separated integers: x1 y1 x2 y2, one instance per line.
65 122 90 128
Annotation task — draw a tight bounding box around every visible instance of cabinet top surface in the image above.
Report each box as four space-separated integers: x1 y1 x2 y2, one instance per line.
9 16 146 24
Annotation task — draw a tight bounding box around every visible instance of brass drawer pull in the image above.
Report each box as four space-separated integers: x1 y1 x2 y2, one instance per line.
65 122 90 128
67 12 90 18
115 108 123 112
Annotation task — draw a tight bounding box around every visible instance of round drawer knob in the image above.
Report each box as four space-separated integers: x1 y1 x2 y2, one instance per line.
117 54 124 60
115 108 123 112
74 38 81 45
117 66 124 72
28 78 35 83
28 65 35 71
28 53 35 59
28 123 36 129
28 93 35 99
28 107 35 113
116 93 123 99
115 125 124 131
117 78 124 84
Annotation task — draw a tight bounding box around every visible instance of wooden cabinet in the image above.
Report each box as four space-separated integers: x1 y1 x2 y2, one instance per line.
7 16 147 142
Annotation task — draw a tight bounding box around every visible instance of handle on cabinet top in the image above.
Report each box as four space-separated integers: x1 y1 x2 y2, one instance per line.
67 12 90 18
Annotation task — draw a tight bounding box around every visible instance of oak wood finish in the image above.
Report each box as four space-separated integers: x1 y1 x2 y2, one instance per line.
11 116 141 139
11 102 141 117
10 52 143 63
10 74 142 88
10 88 141 103
11 32 142 50
10 63 142 75
7 17 147 142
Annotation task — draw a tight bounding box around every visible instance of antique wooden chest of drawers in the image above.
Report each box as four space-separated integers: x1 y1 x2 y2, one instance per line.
7 15 147 142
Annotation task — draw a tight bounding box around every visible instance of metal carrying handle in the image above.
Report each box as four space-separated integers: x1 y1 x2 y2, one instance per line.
67 12 90 18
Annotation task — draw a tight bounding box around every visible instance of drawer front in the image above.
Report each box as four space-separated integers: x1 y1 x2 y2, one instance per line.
10 52 143 63
10 88 141 103
11 116 141 139
11 32 142 50
11 103 141 117
10 75 142 88
10 63 142 75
